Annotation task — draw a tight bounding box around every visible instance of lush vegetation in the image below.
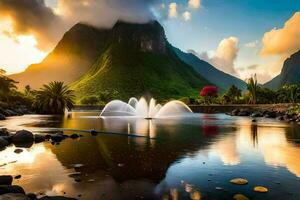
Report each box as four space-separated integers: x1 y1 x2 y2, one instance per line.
178 75 300 106
0 70 75 115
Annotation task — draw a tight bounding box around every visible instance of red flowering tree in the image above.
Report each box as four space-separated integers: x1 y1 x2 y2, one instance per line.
200 86 218 104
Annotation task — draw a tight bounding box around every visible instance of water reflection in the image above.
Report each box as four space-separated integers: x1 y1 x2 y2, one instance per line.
0 113 299 199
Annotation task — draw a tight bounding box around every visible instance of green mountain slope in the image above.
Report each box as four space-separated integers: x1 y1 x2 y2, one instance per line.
71 42 210 101
265 49 300 89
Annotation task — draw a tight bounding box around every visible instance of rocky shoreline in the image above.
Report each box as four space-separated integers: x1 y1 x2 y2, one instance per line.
0 128 84 200
226 108 300 122
0 106 32 121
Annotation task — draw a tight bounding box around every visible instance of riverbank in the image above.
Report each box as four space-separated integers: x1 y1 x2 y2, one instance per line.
0 106 32 121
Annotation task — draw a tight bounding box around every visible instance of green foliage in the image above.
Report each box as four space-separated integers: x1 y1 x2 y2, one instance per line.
277 84 300 103
71 42 210 101
223 85 242 104
179 97 190 104
246 74 258 104
33 81 75 114
0 71 18 102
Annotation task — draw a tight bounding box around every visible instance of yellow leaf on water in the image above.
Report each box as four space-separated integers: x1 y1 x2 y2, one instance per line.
230 178 248 185
233 194 250 200
254 186 268 193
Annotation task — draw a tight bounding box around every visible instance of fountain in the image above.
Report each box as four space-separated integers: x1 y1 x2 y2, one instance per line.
100 97 193 118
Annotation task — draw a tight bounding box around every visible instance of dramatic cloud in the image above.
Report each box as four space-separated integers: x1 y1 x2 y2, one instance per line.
197 37 239 75
261 12 300 57
169 2 178 18
0 0 66 50
188 0 201 9
182 11 192 21
0 0 162 51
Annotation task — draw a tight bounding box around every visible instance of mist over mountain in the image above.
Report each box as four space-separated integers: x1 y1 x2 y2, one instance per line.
264 50 300 89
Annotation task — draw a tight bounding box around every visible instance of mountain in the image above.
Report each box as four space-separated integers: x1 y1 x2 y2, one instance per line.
173 47 247 91
71 21 210 100
10 23 110 89
265 50 300 89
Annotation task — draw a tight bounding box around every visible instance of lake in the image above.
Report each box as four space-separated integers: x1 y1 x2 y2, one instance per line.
0 112 300 199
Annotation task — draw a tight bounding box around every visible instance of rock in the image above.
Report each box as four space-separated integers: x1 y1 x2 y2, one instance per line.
237 110 250 116
233 194 249 200
264 111 277 118
252 119 257 122
70 134 79 139
90 130 97 136
230 178 248 185
14 175 21 180
14 142 33 148
276 116 284 121
26 193 36 199
39 196 77 200
45 135 51 140
231 109 240 116
12 130 34 143
0 193 30 200
254 186 268 193
34 135 45 143
0 176 13 185
0 185 25 195
50 135 64 143
0 138 9 149
0 129 9 137
251 111 263 118
14 149 23 154
0 114 6 120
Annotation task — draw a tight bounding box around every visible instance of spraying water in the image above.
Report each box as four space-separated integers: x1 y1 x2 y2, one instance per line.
100 97 192 118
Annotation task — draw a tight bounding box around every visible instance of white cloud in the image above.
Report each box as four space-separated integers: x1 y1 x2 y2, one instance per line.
198 37 239 75
188 0 201 9
182 11 191 21
245 40 258 48
168 2 177 18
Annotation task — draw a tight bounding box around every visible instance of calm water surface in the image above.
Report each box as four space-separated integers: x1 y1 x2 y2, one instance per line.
0 112 300 200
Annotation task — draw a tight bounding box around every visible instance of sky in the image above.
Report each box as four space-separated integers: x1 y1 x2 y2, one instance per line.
0 0 300 83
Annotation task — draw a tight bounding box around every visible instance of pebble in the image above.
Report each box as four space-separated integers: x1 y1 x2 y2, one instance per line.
14 175 22 179
14 149 23 154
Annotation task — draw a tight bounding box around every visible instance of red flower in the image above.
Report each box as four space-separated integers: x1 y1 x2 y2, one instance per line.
200 86 218 97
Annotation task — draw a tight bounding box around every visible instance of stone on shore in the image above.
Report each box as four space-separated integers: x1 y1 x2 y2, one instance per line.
0 138 9 149
0 114 5 121
0 193 30 200
70 134 79 139
34 134 45 143
230 178 248 185
0 129 9 137
0 176 13 185
50 135 64 143
0 185 25 195
12 130 34 143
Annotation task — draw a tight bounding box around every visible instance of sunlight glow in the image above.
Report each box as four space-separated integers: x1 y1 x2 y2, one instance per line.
0 20 47 74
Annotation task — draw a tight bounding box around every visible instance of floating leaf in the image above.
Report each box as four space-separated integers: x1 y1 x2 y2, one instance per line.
233 194 249 200
254 186 268 193
230 178 248 185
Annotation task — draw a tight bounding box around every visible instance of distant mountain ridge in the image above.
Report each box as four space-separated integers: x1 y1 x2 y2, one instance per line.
70 21 211 100
10 20 246 100
265 50 300 89
172 47 247 90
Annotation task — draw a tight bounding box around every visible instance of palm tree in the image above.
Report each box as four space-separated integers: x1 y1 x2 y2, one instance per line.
246 74 258 104
34 81 75 114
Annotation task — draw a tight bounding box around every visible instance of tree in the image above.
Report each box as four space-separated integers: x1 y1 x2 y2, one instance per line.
246 74 258 104
200 86 218 104
277 84 300 103
0 71 18 102
223 85 242 104
34 81 75 114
